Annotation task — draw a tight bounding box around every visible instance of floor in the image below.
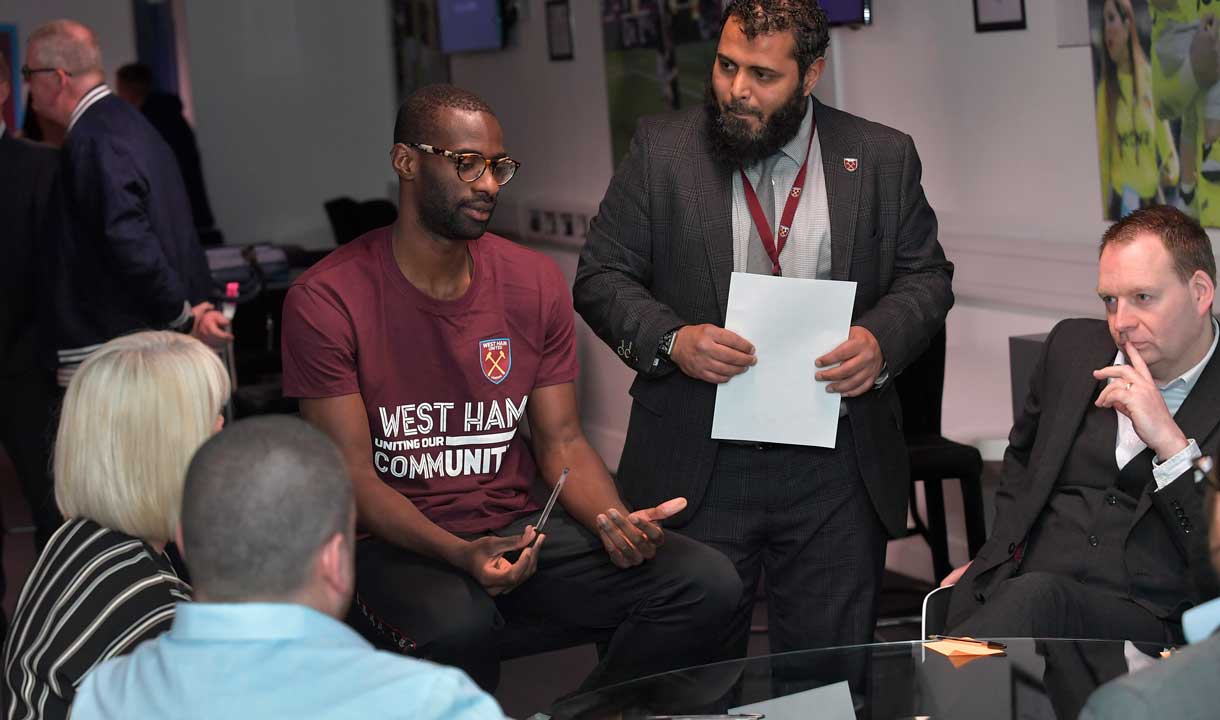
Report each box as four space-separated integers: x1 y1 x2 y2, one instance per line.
0 449 1002 718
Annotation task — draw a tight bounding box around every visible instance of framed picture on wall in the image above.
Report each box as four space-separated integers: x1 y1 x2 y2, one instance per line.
547 0 573 61
0 24 19 130
974 0 1026 32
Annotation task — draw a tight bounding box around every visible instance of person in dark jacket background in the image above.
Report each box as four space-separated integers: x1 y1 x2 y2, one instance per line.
116 62 217 238
0 47 63 635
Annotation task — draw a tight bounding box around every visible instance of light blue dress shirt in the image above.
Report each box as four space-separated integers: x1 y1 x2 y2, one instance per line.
1183 595 1220 644
71 602 505 720
1113 317 1219 490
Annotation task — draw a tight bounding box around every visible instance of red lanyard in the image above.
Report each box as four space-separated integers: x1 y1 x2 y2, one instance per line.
738 112 817 276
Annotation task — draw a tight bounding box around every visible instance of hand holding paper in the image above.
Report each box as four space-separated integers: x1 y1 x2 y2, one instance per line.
670 324 756 384
712 272 857 448
816 325 884 397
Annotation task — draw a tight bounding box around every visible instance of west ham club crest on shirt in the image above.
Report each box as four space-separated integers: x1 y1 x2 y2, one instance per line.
480 338 512 384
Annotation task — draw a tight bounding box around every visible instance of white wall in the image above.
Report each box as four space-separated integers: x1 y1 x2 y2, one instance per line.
182 0 398 249
0 0 135 87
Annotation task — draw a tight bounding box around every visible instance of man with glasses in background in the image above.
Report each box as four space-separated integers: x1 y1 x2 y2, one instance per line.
22 19 231 388
282 84 739 696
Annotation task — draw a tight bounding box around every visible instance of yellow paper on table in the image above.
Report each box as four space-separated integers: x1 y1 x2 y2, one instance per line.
924 638 1006 669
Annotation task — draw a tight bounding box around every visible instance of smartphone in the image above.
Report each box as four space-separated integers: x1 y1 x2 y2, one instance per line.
528 467 568 546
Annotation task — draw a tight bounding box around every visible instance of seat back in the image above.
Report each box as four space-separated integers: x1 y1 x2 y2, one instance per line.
323 197 363 245
895 327 948 437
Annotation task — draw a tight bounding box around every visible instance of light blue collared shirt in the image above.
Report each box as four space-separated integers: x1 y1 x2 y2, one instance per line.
1113 317 1219 490
1183 595 1220 644
71 602 505 720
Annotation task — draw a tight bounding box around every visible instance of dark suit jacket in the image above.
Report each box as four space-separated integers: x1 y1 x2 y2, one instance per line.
141 92 215 229
573 98 955 535
0 130 59 376
49 93 211 357
947 318 1220 628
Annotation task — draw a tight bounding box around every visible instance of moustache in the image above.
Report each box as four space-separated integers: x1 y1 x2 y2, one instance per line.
722 101 763 120
461 195 496 213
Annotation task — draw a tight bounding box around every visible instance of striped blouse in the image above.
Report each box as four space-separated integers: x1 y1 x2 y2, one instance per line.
2 518 190 720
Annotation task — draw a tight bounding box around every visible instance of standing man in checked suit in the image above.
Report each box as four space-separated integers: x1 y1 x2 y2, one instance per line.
574 0 954 657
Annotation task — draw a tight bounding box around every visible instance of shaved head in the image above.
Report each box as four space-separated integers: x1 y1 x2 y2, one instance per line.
181 416 353 603
393 83 495 146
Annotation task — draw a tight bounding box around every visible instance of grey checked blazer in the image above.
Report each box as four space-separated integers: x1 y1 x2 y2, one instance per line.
573 98 954 537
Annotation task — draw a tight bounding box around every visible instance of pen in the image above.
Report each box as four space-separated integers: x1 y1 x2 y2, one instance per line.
927 634 1007 650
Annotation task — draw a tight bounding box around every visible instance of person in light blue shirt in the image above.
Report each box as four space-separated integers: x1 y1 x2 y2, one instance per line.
1080 457 1220 720
71 415 504 720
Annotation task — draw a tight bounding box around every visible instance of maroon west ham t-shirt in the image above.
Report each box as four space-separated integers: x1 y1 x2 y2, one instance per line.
281 227 577 534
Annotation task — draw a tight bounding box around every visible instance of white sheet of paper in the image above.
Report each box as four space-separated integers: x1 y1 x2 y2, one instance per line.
711 272 856 448
729 679 856 720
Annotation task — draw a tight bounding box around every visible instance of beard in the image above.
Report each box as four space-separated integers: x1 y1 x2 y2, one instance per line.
706 81 809 169
418 175 496 242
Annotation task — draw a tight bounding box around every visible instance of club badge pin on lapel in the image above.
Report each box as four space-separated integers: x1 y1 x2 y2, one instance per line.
843 158 859 173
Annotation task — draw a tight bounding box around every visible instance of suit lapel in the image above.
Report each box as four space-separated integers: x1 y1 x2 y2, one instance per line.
813 99 863 281
694 131 735 321
1022 336 1119 529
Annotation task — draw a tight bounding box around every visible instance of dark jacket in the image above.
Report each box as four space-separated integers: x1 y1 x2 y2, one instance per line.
49 92 211 359
0 130 59 376
141 91 215 229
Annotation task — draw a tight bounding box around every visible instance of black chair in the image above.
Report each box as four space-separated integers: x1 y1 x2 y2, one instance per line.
895 328 987 583
324 196 398 245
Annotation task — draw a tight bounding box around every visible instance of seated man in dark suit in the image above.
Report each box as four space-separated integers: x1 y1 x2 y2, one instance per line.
944 205 1220 645
23 20 231 386
1080 459 1220 719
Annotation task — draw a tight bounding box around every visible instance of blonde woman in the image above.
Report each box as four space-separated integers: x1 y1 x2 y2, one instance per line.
1097 0 1180 219
2 331 229 720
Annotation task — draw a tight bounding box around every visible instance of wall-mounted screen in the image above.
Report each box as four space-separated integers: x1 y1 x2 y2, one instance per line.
822 0 871 26
437 0 503 53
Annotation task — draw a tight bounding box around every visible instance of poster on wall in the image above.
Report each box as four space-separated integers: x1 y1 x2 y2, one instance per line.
601 1 724 166
0 24 18 131
1089 0 1220 226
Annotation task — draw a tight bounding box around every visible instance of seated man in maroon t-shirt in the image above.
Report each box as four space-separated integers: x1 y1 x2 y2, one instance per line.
281 84 740 694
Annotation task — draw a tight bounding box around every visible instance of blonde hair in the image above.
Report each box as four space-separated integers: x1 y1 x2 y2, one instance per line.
54 331 230 543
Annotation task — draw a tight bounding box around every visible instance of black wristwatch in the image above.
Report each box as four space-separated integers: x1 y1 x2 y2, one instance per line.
658 327 680 360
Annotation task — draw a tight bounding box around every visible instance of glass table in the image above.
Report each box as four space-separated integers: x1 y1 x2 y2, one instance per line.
549 638 1168 719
